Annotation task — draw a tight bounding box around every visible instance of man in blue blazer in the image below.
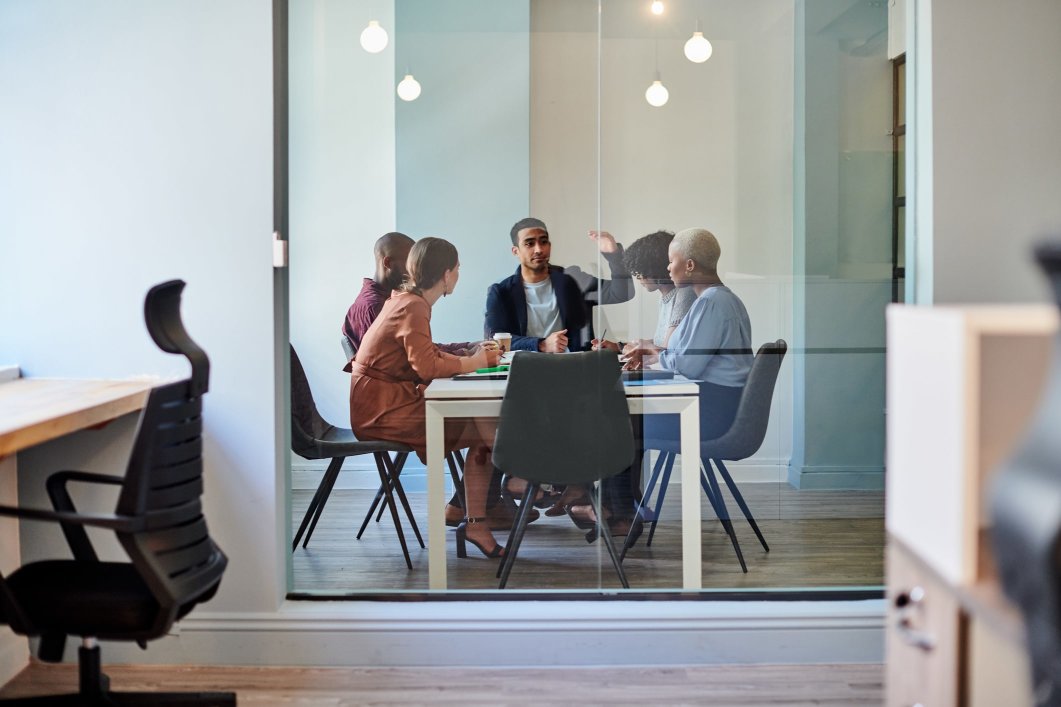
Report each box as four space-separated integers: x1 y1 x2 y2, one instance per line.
485 217 641 537
485 217 633 352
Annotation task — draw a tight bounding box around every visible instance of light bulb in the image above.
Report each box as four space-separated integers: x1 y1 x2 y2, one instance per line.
645 79 669 107
650 1 664 15
397 74 421 102
684 31 713 63
360 20 388 54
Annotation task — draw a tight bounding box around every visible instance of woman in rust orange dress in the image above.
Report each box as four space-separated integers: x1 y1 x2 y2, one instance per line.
350 237 505 558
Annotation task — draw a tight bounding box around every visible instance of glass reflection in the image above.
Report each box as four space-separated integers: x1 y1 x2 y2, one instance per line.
288 0 890 596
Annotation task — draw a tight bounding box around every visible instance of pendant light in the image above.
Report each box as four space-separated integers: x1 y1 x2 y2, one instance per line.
397 73 421 102
684 20 713 63
645 72 669 107
360 20 388 54
644 40 668 107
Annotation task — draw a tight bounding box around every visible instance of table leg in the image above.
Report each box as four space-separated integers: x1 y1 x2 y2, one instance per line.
425 404 446 590
679 397 702 590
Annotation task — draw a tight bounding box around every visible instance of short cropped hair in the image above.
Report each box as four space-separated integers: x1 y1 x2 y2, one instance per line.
510 217 548 246
373 231 413 260
671 228 721 271
623 230 675 282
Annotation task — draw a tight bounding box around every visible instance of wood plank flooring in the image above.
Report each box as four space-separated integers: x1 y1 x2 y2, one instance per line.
0 661 884 705
291 484 884 594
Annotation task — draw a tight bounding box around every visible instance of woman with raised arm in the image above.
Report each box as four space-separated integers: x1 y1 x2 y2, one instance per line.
350 237 506 559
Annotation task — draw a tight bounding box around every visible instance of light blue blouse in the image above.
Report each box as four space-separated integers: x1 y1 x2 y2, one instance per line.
657 286 753 387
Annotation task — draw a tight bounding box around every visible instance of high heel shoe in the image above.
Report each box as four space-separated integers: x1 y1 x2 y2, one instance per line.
455 517 505 559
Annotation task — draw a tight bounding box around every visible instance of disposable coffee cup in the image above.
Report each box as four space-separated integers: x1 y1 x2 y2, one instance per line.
493 332 512 352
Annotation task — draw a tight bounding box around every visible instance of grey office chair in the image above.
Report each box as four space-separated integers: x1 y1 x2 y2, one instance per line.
290 345 423 569
0 279 233 705
492 350 635 589
627 340 787 572
341 334 356 365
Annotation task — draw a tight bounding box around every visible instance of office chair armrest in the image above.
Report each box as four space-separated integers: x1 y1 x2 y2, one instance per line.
45 470 124 562
47 470 124 489
0 503 139 532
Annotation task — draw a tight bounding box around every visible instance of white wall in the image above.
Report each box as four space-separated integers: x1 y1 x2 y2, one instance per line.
395 0 531 346
289 0 397 425
0 0 280 625
917 0 1061 305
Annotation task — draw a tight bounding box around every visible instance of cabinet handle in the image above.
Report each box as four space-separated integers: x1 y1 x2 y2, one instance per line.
895 586 936 652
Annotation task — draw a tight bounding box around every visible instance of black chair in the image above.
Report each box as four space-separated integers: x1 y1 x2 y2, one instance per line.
0 279 233 705
290 345 427 569
626 340 787 573
492 350 635 589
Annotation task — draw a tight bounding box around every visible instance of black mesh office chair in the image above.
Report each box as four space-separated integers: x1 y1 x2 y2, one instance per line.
627 340 787 572
0 279 233 705
290 345 425 569
492 350 635 589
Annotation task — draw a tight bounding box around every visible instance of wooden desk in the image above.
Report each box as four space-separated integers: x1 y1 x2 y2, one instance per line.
0 378 155 457
424 376 701 591
0 375 154 684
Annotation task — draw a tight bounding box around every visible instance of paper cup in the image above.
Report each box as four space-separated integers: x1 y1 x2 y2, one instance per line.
493 332 512 352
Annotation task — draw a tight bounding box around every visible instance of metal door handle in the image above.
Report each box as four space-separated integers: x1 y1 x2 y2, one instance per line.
895 586 936 651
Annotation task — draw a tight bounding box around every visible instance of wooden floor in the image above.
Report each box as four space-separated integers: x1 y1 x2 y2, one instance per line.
0 661 884 705
292 483 884 594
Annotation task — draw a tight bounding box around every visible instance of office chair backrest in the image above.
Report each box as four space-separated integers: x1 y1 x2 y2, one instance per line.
493 350 634 485
144 279 209 397
117 280 226 628
290 345 334 459
704 339 787 460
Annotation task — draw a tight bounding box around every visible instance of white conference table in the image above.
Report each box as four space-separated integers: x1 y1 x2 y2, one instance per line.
424 374 702 590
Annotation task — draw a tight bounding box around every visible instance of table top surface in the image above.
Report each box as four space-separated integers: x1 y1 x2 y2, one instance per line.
425 374 700 399
0 377 156 456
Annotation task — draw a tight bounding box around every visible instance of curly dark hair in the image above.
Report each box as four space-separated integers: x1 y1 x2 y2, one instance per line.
623 230 675 283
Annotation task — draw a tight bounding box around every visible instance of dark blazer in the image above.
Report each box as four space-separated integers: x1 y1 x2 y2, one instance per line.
485 266 588 352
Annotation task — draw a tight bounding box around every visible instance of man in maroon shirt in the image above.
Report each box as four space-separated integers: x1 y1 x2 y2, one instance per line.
343 232 476 368
342 231 414 356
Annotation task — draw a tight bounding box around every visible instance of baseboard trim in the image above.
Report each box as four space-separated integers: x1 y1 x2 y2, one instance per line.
96 599 886 667
787 466 885 490
291 457 795 490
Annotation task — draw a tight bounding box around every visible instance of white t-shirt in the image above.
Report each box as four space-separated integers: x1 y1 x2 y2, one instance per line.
524 278 563 341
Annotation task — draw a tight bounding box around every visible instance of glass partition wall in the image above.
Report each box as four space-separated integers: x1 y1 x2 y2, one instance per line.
287 0 889 597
